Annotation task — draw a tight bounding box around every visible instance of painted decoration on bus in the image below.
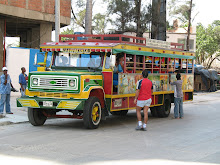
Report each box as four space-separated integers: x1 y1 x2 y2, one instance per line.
154 57 160 66
63 48 91 54
118 73 194 94
182 74 194 90
118 73 141 94
145 56 152 63
161 57 166 67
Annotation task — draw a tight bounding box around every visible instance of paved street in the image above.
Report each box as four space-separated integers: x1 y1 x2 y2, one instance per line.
0 91 220 165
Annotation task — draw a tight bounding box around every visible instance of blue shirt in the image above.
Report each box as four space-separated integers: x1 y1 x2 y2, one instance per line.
19 73 27 85
0 74 12 94
118 64 123 73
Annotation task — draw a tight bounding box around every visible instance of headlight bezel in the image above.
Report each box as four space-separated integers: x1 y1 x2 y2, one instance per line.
33 78 38 85
69 79 76 87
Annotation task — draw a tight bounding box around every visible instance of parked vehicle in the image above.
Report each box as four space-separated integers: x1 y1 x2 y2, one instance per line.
17 34 195 129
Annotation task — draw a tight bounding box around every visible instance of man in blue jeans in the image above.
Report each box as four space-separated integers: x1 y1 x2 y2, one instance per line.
169 73 183 119
0 67 14 116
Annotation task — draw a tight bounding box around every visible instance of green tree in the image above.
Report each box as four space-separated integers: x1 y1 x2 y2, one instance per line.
107 0 134 33
196 21 220 68
93 13 107 34
106 0 151 36
61 28 74 35
72 0 109 34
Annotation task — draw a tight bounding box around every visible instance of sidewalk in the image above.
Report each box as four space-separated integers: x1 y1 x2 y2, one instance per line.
0 90 219 126
0 92 28 126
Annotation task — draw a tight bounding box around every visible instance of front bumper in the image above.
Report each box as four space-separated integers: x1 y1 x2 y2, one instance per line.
17 97 85 110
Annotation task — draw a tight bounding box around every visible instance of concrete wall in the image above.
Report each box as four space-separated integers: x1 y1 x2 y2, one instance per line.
6 47 30 91
0 19 5 69
0 0 71 25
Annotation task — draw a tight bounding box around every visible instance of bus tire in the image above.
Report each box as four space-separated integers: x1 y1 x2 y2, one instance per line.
83 97 102 129
150 107 158 117
28 108 47 126
110 110 128 116
156 95 171 118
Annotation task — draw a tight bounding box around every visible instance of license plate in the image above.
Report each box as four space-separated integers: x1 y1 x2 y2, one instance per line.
114 99 122 107
43 101 53 107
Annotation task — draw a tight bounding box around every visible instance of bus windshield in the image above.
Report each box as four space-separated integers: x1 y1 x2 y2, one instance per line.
53 52 102 68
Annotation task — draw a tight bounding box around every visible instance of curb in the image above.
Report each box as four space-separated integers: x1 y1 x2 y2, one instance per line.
0 120 29 126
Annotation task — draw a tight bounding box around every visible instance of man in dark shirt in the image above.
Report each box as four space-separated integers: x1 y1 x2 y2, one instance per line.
169 73 183 119
19 67 27 97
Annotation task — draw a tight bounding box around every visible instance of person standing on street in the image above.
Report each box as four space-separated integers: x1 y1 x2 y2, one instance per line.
19 67 28 97
169 73 183 119
0 67 14 116
134 70 153 131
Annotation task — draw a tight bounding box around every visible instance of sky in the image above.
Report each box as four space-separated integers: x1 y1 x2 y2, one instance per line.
6 0 220 45
189 0 220 26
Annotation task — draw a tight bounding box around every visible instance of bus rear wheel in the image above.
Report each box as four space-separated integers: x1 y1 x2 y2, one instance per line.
156 95 171 118
111 110 128 116
150 107 158 117
28 108 47 126
83 97 102 129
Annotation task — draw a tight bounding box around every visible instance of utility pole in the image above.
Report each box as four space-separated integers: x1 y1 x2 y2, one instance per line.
151 0 166 41
85 0 92 34
55 0 60 42
186 0 193 51
135 0 142 37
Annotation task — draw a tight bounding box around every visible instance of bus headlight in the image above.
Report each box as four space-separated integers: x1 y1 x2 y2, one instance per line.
69 79 76 87
33 78 38 85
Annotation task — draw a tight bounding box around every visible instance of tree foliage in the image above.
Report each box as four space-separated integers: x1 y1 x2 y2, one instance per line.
61 28 74 35
106 0 151 36
93 13 108 34
168 0 195 28
72 0 108 34
196 21 220 68
107 0 134 33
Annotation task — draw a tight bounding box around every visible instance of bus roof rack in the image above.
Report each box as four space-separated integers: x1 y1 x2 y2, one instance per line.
59 34 184 51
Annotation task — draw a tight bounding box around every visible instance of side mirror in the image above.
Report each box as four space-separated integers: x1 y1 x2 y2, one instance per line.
110 55 116 67
34 53 37 65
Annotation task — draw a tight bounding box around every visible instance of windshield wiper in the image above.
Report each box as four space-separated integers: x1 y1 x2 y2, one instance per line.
88 67 97 72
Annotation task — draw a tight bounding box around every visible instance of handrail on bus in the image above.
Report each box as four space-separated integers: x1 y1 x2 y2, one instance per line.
59 34 146 46
171 42 184 51
58 34 185 51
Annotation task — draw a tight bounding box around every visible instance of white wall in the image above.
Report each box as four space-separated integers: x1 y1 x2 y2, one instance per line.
6 48 30 91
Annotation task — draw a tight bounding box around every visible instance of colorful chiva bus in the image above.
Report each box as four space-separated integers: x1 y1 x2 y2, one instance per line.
17 34 195 129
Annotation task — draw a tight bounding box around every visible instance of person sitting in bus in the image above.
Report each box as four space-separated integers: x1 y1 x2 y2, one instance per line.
145 64 152 73
113 55 124 87
61 56 69 66
153 64 159 73
168 63 175 73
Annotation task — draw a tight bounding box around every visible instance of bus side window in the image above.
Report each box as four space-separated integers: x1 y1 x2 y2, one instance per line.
153 57 160 73
168 58 174 73
182 59 187 73
145 56 152 73
136 55 143 73
105 53 110 69
126 54 134 73
188 59 193 73
161 57 167 73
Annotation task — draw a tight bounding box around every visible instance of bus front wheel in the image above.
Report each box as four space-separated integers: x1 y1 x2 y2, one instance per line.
83 97 102 129
28 108 47 126
156 95 171 118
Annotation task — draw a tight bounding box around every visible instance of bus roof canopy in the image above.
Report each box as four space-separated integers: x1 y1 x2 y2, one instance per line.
113 49 195 60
